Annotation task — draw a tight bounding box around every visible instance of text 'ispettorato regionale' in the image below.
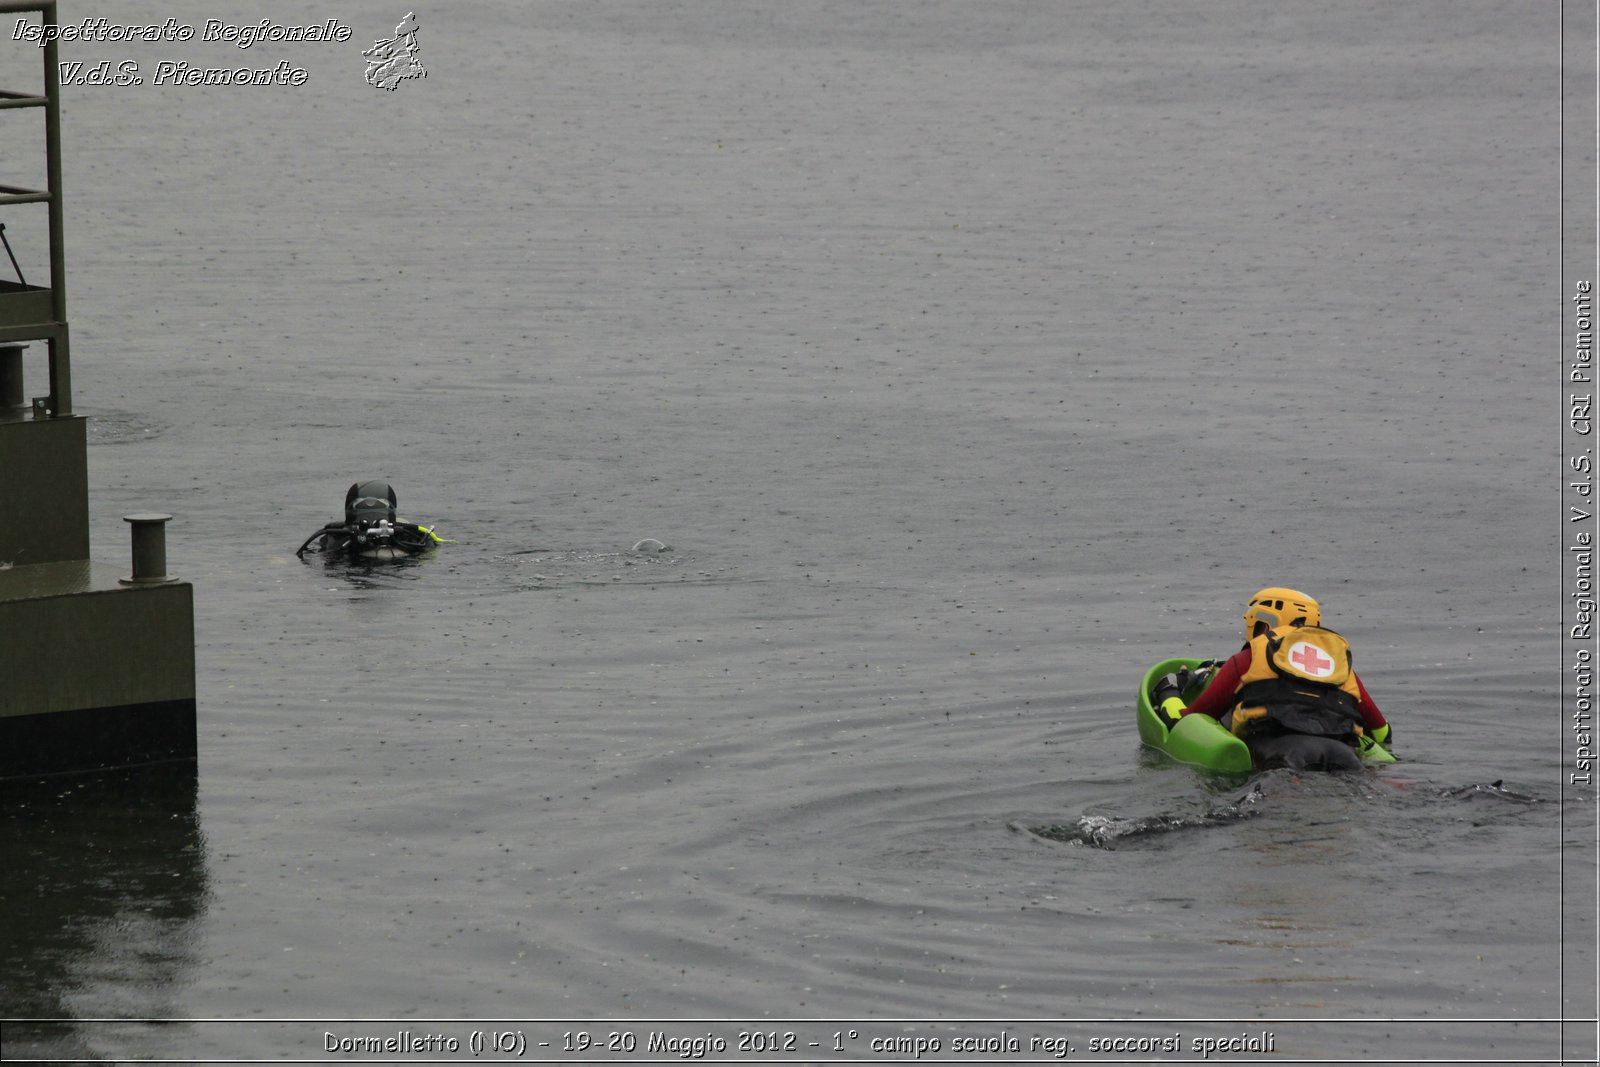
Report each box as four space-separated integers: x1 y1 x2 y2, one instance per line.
10 17 352 49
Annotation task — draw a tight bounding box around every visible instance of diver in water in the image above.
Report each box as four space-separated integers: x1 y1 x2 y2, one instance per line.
1151 586 1393 771
295 481 446 559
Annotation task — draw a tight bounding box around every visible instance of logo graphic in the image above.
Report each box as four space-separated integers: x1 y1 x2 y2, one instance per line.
1288 642 1335 678
363 12 425 90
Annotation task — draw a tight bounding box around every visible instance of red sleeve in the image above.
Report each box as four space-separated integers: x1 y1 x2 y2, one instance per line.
1180 648 1251 720
1354 673 1387 730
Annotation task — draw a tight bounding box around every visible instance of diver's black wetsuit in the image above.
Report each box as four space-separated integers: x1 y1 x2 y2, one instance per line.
295 481 438 559
295 520 435 558
1242 732 1363 772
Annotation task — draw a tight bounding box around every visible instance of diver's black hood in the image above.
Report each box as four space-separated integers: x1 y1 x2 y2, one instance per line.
345 481 398 526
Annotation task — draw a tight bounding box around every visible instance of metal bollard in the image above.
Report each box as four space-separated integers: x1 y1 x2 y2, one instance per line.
121 513 177 585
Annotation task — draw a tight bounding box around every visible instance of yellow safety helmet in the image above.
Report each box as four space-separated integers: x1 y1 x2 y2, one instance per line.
1243 586 1321 638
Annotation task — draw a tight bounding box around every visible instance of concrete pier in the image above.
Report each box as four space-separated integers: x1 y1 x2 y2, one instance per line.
0 559 195 777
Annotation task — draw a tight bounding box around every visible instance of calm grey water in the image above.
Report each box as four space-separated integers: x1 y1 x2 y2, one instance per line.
1 1 1594 1063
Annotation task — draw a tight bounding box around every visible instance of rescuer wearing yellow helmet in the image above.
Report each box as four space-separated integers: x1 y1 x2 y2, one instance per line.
1152 587 1393 770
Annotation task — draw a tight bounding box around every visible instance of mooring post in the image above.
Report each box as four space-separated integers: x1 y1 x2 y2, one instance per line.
121 512 176 585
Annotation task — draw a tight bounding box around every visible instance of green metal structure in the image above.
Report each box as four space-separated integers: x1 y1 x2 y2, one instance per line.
0 0 70 420
0 1 197 778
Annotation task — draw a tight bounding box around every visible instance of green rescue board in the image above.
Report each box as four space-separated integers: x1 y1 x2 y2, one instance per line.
1137 658 1394 773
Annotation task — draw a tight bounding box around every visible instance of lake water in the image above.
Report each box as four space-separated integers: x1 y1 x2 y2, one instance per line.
1 2 1595 1063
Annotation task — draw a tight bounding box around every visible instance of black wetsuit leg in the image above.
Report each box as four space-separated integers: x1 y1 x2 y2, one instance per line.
1249 734 1363 771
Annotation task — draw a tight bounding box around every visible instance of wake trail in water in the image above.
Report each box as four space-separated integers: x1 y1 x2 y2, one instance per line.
1019 783 1268 849
1021 774 1545 850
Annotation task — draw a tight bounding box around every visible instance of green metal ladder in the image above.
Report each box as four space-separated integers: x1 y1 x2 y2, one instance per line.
0 0 71 418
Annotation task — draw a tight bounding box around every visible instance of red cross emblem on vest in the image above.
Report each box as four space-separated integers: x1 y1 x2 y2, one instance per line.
1290 642 1333 677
